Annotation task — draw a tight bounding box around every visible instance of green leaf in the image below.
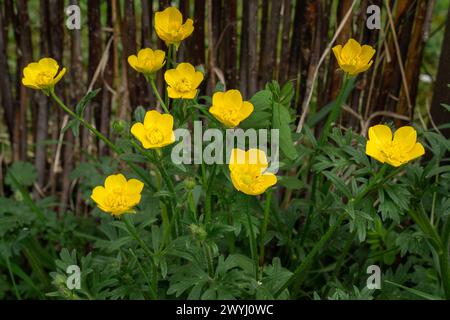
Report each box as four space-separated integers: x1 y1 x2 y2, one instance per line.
61 118 80 137
322 171 352 198
134 106 147 123
240 111 271 129
384 280 442 300
272 102 297 160
279 81 294 106
426 165 450 178
278 176 306 190
75 88 101 116
5 162 38 188
441 104 450 112
250 90 273 111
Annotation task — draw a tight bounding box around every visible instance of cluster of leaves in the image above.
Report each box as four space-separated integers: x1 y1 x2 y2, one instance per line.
0 80 449 300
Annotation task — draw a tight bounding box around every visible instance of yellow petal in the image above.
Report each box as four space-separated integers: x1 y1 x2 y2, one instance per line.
167 86 182 99
91 186 107 205
23 63 40 79
240 101 254 121
353 60 373 75
224 89 243 105
144 110 162 128
177 63 196 76
229 148 246 169
332 45 344 65
180 18 194 39
131 122 147 143
405 143 425 162
138 48 154 60
39 58 59 77
247 148 268 170
359 45 376 65
164 69 179 88
182 89 198 99
365 140 385 164
230 171 243 192
22 77 41 90
105 174 127 190
158 113 174 137
260 173 277 190
128 55 139 70
191 71 204 89
153 50 166 67
368 125 392 146
212 91 225 108
52 67 66 85
127 179 144 194
166 7 183 26
393 126 417 152
342 39 362 61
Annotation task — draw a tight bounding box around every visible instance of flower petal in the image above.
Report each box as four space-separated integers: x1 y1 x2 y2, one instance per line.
368 125 392 146
406 143 425 162
131 122 147 142
365 140 385 164
341 38 362 62
105 174 127 190
393 126 417 152
144 110 162 128
127 179 144 195
91 186 107 205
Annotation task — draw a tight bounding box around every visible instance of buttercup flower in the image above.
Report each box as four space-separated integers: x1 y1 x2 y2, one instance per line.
332 39 376 76
22 58 66 93
164 63 203 99
128 48 166 77
131 110 175 149
155 7 194 48
209 90 254 128
366 125 425 167
91 174 144 216
229 149 277 196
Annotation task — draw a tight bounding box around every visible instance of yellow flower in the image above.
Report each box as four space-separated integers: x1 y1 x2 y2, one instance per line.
128 48 166 77
209 90 254 128
22 58 66 92
332 39 376 76
164 63 203 99
229 149 277 196
131 110 175 149
91 174 144 216
155 7 194 48
366 125 425 167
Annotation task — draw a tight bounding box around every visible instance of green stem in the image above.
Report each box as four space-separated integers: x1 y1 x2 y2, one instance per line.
122 216 158 299
128 249 157 300
130 140 174 245
51 92 118 153
203 242 215 278
50 92 156 190
259 190 272 277
204 164 216 223
319 76 351 146
276 164 390 298
441 216 450 299
245 196 258 279
149 78 169 114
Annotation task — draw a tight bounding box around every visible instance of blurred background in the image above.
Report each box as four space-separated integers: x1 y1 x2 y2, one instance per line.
0 0 449 213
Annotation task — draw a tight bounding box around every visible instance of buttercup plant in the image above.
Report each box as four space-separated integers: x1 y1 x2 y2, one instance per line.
13 4 450 302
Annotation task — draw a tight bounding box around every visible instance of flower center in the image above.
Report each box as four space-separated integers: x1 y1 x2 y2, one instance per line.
146 128 164 145
105 193 129 211
36 71 54 87
222 107 240 125
175 78 192 93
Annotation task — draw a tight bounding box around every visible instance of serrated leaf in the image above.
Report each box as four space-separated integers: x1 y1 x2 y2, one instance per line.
75 88 101 116
272 102 297 160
